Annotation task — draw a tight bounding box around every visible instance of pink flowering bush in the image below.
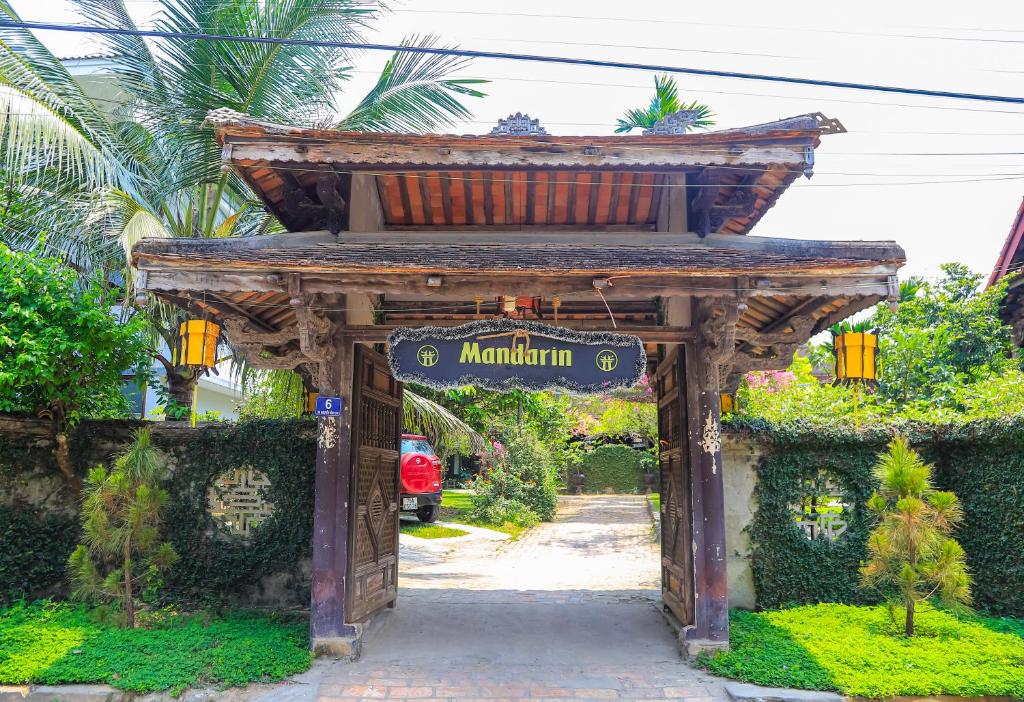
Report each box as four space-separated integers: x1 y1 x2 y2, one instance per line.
745 370 797 393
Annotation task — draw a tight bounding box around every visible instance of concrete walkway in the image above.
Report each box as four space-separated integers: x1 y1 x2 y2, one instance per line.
309 495 729 702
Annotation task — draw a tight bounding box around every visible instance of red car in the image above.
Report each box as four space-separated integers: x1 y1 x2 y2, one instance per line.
400 434 442 523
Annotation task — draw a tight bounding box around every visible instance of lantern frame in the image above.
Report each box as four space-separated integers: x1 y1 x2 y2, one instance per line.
720 393 735 415
832 330 878 385
178 319 220 369
305 392 319 415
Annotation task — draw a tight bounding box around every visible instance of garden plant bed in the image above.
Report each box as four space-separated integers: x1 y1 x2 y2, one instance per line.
0 602 311 695
703 604 1024 699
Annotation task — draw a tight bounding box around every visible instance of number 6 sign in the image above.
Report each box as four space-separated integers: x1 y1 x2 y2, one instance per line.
314 396 343 417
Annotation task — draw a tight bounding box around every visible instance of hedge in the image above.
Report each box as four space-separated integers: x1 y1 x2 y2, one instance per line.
578 444 649 493
736 417 1024 616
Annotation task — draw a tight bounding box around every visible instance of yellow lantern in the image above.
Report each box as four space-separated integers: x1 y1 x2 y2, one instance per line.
178 319 220 369
305 392 319 415
833 331 878 384
720 393 735 415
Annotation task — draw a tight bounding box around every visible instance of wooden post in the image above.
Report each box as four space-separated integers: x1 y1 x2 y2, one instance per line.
309 314 360 656
682 298 733 655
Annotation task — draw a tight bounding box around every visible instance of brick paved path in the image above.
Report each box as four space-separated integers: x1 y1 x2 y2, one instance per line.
315 495 729 702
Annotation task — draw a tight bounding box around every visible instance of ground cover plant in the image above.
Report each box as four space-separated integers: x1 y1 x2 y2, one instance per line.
703 604 1024 698
0 601 310 694
399 521 468 539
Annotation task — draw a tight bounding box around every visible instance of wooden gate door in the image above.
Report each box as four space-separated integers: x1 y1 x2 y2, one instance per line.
346 344 403 623
656 344 695 627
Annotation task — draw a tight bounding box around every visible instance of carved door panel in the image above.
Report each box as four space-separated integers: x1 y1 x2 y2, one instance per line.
656 344 695 626
346 344 403 623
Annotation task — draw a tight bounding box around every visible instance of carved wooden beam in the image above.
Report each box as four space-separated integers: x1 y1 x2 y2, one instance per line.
222 317 297 346
708 182 757 233
316 172 349 234
286 276 339 391
236 344 306 370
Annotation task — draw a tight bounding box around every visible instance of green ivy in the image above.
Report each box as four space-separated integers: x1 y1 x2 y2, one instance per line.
160 419 317 604
734 416 1024 615
0 507 79 603
578 444 649 493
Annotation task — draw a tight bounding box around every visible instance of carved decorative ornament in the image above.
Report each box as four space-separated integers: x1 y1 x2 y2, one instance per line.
318 417 338 450
207 467 274 537
489 112 547 136
700 409 722 474
642 110 700 135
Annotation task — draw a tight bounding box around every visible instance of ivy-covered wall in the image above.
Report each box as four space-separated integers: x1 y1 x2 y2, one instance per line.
4 416 1023 616
0 416 317 606
738 419 1024 616
578 444 650 493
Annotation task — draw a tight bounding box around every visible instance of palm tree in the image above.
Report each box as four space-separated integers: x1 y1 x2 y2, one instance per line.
0 0 486 414
615 74 714 134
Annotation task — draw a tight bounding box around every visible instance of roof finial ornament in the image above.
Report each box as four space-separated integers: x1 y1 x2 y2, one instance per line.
489 112 547 136
642 110 700 136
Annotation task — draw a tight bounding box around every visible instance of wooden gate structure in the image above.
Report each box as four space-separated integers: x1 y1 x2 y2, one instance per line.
132 108 904 655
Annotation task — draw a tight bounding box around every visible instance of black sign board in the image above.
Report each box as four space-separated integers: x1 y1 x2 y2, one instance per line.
387 320 646 393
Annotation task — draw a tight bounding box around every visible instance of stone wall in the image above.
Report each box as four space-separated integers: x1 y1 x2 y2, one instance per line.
721 435 760 610
1 415 763 610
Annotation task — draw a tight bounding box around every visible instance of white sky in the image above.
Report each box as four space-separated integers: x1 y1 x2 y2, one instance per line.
12 0 1024 282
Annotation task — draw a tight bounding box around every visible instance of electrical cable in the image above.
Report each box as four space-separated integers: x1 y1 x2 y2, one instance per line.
4 19 1024 105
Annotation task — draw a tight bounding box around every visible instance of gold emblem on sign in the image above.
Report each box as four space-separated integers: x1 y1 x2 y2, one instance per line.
596 349 619 372
417 344 439 367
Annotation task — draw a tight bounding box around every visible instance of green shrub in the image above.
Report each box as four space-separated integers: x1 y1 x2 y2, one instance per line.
0 244 149 424
471 496 539 528
471 432 558 521
578 444 648 493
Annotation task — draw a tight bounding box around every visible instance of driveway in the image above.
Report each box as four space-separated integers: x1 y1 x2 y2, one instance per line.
311 495 729 701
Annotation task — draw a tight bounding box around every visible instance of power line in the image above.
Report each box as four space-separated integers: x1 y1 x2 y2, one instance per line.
389 7 1024 45
66 63 1024 117
6 19 1024 105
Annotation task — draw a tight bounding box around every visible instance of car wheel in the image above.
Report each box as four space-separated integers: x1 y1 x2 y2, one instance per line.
416 504 439 523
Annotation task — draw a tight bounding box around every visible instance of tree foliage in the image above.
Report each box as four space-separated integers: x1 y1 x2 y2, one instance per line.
0 0 486 409
873 263 1018 408
69 429 178 627
860 436 971 636
0 243 148 424
738 264 1024 426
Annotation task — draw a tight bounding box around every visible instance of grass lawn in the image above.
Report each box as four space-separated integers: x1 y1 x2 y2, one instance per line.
399 521 469 539
0 602 310 694
649 492 660 512
703 604 1024 698
439 490 526 539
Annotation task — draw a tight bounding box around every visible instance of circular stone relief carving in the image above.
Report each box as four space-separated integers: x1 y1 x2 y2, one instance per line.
208 467 275 536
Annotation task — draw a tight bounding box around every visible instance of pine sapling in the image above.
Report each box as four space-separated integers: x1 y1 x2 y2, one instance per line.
860 435 971 635
69 429 178 627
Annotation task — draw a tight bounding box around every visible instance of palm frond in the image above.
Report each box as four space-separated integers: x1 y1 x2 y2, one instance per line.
133 0 379 188
615 74 714 133
404 388 486 458
0 0 149 192
338 34 486 133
